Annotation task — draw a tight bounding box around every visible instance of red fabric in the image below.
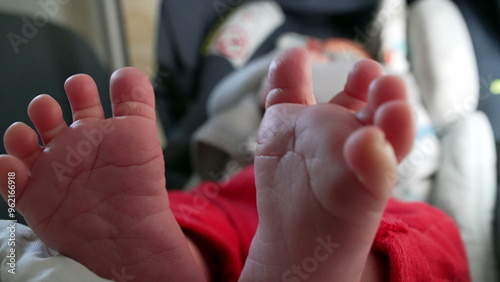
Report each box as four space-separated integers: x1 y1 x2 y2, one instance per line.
373 200 470 281
169 165 470 281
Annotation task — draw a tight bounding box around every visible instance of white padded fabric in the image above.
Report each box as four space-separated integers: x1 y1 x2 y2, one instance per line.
431 111 497 282
408 0 479 131
0 221 111 282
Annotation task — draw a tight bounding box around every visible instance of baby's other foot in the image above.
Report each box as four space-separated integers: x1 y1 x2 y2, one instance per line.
0 69 205 281
240 48 415 281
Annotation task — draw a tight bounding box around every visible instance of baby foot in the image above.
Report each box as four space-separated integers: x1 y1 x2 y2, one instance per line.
0 69 205 281
240 48 415 281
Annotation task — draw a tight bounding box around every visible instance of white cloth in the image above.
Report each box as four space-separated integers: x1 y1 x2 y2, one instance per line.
0 221 110 282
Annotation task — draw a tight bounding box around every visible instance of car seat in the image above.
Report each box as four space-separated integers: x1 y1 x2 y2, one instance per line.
451 0 500 276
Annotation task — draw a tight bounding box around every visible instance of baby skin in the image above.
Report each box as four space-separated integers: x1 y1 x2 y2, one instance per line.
0 48 414 281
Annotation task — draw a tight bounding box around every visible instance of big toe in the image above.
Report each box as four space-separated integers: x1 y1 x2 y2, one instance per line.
265 48 316 108
110 67 156 120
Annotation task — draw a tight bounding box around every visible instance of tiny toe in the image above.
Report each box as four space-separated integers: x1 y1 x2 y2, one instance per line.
0 155 30 202
4 122 41 169
28 94 68 146
357 75 408 124
329 59 384 111
65 74 104 121
344 127 398 200
265 48 316 108
374 101 415 162
110 67 156 120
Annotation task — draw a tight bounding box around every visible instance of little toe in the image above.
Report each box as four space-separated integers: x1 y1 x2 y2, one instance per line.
4 122 41 169
110 67 156 120
64 74 104 121
28 94 68 146
265 48 316 108
329 59 384 111
344 126 398 201
0 154 30 202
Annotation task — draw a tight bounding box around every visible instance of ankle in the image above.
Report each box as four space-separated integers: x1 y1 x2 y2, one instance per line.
186 235 211 280
361 251 390 282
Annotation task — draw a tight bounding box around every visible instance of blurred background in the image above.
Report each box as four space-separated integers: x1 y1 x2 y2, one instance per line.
0 0 165 149
0 0 158 76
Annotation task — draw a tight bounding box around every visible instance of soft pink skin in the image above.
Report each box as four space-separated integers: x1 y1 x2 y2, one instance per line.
239 48 415 282
0 68 205 281
0 48 414 282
